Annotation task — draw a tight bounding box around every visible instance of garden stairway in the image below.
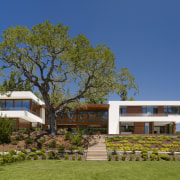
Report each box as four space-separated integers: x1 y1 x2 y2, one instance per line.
86 135 107 161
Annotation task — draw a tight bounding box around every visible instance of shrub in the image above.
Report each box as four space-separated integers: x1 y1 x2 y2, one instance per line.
64 133 71 140
132 149 136 154
115 155 119 161
121 155 126 161
31 148 37 152
172 156 176 161
57 155 61 160
40 149 46 153
64 154 69 160
136 156 140 161
9 149 16 156
42 154 46 160
18 152 26 161
28 152 38 160
58 145 65 153
12 141 18 145
108 154 112 161
72 155 75 161
152 150 158 155
21 149 27 154
49 140 56 148
113 149 117 155
71 135 82 146
25 137 33 145
157 155 161 161
150 154 156 161
78 155 82 161
37 151 44 156
48 151 56 159
15 136 21 141
160 154 170 161
77 147 84 154
130 154 133 161
40 138 46 144
69 145 76 153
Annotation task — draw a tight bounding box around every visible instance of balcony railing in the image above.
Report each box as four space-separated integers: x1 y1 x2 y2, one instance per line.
120 113 175 117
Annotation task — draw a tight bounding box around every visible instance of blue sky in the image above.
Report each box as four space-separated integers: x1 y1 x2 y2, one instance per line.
0 0 180 101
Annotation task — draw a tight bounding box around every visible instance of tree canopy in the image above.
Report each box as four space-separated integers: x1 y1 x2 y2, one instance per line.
0 20 138 134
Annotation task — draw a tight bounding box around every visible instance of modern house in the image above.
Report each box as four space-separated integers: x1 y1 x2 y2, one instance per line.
0 91 180 135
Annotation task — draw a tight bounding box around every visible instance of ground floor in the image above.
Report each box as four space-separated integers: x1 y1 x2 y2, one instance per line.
120 121 176 135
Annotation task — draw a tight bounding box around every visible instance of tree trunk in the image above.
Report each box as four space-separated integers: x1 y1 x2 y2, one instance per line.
48 110 57 135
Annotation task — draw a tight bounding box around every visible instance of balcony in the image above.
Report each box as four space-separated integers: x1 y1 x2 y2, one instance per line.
119 113 180 123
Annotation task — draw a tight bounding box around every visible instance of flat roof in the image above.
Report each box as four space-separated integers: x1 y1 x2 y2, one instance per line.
109 101 180 106
0 91 44 105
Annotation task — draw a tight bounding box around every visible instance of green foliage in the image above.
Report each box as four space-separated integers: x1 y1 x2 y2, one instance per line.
57 155 61 160
130 154 133 161
78 155 82 161
25 137 33 145
49 140 56 148
31 148 37 152
18 152 26 161
152 150 158 155
40 149 46 153
136 156 140 161
64 133 71 140
115 155 119 161
172 156 176 161
37 142 42 149
9 149 16 156
113 149 117 155
12 141 18 145
72 155 75 161
69 145 76 153
42 154 46 160
160 154 170 161
77 147 84 154
108 154 112 161
64 154 69 160
21 149 27 154
150 154 156 161
58 145 65 153
121 155 126 161
48 151 56 159
40 138 46 144
28 152 38 160
0 117 13 144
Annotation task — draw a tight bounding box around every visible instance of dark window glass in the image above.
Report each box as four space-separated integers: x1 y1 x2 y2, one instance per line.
57 112 66 122
88 111 97 122
67 111 76 122
120 107 126 116
98 111 108 122
22 100 30 111
78 111 87 122
14 100 22 110
6 100 13 110
0 100 6 110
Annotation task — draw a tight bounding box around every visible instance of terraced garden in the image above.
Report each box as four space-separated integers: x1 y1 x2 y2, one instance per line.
106 135 180 152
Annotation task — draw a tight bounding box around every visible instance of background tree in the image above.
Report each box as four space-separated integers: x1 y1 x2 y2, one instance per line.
1 72 33 92
0 20 138 135
0 117 13 156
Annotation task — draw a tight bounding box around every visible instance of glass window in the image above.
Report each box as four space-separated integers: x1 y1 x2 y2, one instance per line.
14 100 22 110
57 112 66 122
98 111 108 122
0 100 6 110
67 111 76 122
120 107 126 116
88 111 97 122
78 111 87 122
22 100 30 111
6 100 13 110
164 106 179 115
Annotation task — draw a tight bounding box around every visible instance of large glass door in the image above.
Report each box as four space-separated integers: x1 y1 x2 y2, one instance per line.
145 123 149 134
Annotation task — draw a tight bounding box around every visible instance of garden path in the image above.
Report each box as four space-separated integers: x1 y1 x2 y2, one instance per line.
86 135 107 161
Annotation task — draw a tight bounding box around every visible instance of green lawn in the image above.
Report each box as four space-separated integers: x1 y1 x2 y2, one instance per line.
0 160 180 180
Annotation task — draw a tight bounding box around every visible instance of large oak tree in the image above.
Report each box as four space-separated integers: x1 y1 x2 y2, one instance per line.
0 20 138 135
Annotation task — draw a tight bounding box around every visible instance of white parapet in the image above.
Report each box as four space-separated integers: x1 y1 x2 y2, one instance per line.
0 111 44 124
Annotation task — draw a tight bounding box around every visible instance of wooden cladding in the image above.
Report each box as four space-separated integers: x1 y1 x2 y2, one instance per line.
134 122 145 134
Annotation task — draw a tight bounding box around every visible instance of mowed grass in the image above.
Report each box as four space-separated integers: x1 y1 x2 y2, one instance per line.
0 161 180 180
